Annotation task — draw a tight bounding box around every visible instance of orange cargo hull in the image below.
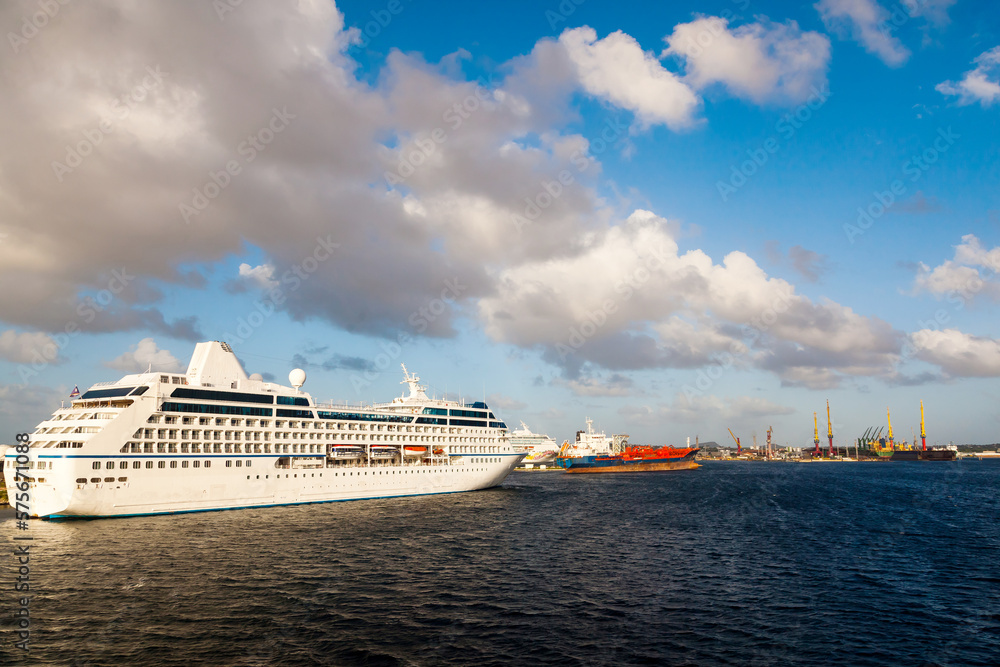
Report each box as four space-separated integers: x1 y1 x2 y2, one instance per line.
563 459 700 473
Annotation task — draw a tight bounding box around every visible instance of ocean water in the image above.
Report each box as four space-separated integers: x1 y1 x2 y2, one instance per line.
3 460 999 666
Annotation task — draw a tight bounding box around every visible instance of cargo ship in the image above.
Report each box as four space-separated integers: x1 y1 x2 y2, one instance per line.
554 419 699 473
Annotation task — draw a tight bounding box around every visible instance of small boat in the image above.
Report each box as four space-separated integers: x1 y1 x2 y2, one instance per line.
369 445 398 460
403 446 428 457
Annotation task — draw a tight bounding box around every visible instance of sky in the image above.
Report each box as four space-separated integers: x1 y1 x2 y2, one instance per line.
1 0 998 448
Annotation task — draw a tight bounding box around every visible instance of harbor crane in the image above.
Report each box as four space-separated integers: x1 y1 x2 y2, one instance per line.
727 428 741 456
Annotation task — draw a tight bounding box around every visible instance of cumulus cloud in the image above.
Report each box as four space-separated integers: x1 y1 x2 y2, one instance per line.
911 329 1000 377
913 234 1000 303
937 46 1000 107
106 338 183 373
815 0 911 67
558 27 701 130
664 17 831 104
0 330 62 364
480 209 901 387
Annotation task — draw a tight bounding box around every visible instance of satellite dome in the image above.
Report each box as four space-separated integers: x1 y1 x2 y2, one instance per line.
248 373 263 381
288 368 307 389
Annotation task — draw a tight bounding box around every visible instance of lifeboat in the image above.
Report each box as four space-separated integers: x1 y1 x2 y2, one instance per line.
403 446 428 457
328 445 363 459
432 447 445 456
369 445 398 460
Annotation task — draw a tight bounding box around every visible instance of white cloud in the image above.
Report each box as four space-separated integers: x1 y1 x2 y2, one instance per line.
0 330 61 364
480 209 901 387
106 338 183 373
901 0 956 26
815 0 911 67
913 234 1000 302
558 27 701 131
664 17 831 104
911 329 1000 377
937 46 1000 107
238 263 278 290
557 373 635 397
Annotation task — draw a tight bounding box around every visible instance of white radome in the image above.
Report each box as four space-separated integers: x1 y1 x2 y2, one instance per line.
288 368 306 389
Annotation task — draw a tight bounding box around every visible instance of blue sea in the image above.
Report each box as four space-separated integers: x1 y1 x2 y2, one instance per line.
3 460 999 665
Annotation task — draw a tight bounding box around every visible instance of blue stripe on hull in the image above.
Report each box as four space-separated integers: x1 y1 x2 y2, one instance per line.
45 487 483 521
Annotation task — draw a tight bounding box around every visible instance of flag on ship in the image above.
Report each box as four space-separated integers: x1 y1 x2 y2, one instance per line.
69 385 80 398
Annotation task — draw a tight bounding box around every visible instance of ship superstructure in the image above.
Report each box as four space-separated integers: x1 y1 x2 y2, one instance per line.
4 342 524 518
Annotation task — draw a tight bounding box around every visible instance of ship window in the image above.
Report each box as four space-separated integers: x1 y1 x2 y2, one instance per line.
246 460 251 467
91 477 101 483
76 478 87 484
182 461 189 468
104 477 115 482
92 462 101 470
132 461 141 469
226 460 232 467
170 461 177 468
192 461 200 468
118 477 127 482
205 461 211 468
236 461 242 467
158 461 165 468
106 461 114 469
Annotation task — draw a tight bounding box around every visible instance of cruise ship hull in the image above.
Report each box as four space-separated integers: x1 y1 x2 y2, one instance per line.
13 455 525 519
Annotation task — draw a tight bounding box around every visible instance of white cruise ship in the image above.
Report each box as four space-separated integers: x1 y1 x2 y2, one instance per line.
4 341 525 518
508 421 560 466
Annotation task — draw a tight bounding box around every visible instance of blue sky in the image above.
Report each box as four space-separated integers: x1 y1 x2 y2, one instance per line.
1 0 998 447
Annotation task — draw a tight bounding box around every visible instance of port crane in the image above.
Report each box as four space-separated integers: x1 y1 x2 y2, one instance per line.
727 428 741 456
813 412 821 457
826 400 835 458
